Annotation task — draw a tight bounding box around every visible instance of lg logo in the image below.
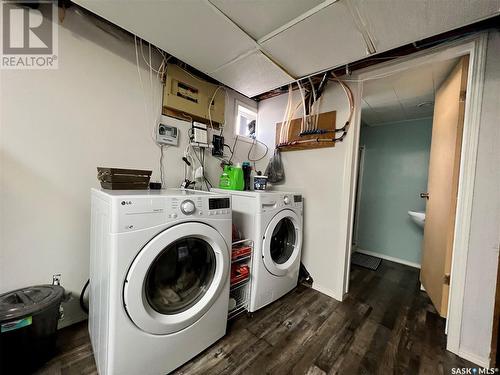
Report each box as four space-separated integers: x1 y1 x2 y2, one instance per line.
1 2 58 69
121 201 133 206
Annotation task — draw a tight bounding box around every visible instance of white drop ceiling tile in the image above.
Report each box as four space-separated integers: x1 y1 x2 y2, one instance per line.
361 58 458 124
361 78 397 107
210 50 294 97
393 72 434 101
353 0 500 53
361 98 371 109
363 87 399 108
400 95 435 107
209 0 324 40
73 0 256 73
432 58 460 90
360 109 382 125
261 1 369 77
370 104 407 124
402 105 435 119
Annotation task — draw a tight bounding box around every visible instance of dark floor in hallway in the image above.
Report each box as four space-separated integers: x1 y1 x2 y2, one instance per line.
36 261 474 374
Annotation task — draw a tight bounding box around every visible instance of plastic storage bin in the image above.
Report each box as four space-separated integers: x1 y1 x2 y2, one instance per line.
0 285 65 374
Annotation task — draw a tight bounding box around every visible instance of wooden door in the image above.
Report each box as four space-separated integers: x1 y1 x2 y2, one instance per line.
420 56 469 318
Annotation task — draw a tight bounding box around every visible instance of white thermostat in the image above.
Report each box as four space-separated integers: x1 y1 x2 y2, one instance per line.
156 116 187 146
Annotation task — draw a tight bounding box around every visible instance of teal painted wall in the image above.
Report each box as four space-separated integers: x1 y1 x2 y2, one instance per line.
356 118 433 265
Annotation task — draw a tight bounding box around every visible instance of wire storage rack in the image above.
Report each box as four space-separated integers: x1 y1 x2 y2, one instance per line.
228 239 253 320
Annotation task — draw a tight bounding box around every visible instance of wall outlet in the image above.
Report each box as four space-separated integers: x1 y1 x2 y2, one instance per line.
52 273 61 286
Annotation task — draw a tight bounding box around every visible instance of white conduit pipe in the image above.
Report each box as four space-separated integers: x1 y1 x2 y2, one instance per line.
308 77 317 131
297 81 307 133
281 85 293 143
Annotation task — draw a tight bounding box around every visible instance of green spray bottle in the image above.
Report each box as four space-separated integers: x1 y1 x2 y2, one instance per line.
219 164 244 191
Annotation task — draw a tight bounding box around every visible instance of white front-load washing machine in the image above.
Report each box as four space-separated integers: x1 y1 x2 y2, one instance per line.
89 188 231 375
212 189 303 312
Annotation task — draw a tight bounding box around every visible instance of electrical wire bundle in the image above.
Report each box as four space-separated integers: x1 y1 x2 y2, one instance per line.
329 73 355 142
277 73 330 146
301 73 329 135
278 83 308 146
134 36 172 185
277 73 354 148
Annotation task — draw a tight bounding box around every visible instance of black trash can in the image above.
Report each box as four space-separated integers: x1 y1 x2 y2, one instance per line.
0 285 65 374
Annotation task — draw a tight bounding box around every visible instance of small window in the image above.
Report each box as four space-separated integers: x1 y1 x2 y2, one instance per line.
235 101 257 139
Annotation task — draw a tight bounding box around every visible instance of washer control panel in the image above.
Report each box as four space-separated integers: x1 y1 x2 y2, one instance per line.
113 192 231 232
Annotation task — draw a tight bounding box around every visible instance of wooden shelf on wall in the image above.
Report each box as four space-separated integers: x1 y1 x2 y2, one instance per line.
275 111 336 152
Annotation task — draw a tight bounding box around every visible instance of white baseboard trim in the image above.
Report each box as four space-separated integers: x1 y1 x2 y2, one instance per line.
355 248 421 269
457 349 490 368
312 283 343 302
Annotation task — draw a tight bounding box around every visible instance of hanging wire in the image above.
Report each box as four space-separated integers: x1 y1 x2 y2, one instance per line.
228 135 239 164
248 138 269 162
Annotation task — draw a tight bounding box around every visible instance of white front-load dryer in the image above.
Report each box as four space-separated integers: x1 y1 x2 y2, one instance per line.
89 188 231 375
211 189 303 312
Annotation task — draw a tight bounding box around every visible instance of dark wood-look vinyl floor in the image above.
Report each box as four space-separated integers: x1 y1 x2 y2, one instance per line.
35 261 474 375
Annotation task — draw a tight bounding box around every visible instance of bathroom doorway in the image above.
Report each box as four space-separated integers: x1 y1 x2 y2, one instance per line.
349 54 469 318
340 35 488 362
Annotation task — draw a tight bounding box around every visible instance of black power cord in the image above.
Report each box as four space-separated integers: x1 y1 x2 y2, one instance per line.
80 279 89 314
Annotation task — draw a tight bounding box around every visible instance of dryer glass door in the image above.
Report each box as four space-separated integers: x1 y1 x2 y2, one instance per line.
262 210 302 277
124 222 229 335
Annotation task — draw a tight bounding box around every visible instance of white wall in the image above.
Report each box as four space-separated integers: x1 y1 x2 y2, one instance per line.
0 5 261 327
459 31 500 364
257 82 360 300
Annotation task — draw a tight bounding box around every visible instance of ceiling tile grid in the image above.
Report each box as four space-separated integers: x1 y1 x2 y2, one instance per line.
210 50 294 98
208 0 325 40
260 1 369 77
73 0 257 74
73 0 499 98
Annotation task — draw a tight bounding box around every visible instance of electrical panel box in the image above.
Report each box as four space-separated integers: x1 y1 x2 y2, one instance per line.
163 64 225 126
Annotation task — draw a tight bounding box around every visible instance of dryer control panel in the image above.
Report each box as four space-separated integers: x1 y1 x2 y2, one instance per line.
260 194 303 213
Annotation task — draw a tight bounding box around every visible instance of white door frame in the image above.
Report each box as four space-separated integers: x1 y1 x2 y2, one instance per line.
341 33 488 359
352 145 365 247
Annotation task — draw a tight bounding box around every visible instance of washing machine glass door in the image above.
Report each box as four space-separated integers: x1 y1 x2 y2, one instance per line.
124 222 230 335
262 210 302 277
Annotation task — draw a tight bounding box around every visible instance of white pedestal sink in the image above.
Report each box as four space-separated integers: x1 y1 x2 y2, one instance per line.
408 211 425 228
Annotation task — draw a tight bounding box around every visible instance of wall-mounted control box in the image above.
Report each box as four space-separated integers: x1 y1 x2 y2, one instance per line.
156 115 189 146
191 122 208 146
